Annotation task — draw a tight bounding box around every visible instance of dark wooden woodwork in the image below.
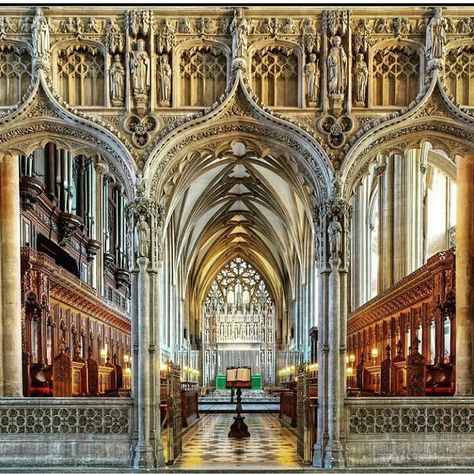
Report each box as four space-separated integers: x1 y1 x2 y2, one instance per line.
87 347 99 396
181 383 199 428
280 390 297 427
52 345 72 397
380 345 392 395
406 339 426 396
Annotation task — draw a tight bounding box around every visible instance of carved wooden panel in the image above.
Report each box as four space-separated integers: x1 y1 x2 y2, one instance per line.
52 349 72 397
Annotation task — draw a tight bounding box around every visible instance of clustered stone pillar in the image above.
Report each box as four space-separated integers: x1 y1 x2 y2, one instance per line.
455 154 474 396
314 187 350 468
127 193 165 469
0 152 23 397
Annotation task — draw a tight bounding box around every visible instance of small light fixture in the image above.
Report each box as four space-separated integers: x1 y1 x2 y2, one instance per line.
123 354 129 363
346 367 353 376
371 347 379 359
349 354 356 363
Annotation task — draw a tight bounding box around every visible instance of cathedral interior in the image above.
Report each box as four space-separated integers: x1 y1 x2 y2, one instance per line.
0 4 473 472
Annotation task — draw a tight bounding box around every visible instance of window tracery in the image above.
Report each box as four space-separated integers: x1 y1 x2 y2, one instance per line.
445 45 474 106
251 46 299 107
372 45 419 107
0 44 31 106
57 45 105 106
205 257 273 307
179 45 227 106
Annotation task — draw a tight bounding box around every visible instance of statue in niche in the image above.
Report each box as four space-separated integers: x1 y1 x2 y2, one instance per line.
135 213 150 258
158 54 172 106
353 53 368 105
327 35 347 95
32 8 50 60
109 54 125 105
304 53 319 106
426 8 447 63
130 39 150 96
327 215 343 261
230 8 250 60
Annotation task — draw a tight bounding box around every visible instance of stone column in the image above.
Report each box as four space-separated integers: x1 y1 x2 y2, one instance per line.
133 256 154 468
325 213 344 468
314 191 349 468
128 193 165 469
0 153 23 396
455 154 474 395
314 223 329 467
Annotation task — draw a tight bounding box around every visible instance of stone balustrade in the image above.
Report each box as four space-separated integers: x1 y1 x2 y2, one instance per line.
345 397 474 467
0 398 133 467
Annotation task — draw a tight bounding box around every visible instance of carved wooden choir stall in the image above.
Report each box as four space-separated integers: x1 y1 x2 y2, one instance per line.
348 249 456 396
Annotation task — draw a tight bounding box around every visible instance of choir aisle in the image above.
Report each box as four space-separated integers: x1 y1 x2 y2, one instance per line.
174 413 299 470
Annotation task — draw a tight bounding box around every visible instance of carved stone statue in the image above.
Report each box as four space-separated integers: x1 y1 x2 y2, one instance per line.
304 53 319 106
130 38 150 114
327 215 343 260
327 35 347 95
130 39 151 96
230 8 250 60
32 8 50 61
135 214 150 258
109 54 125 105
158 54 172 106
426 8 447 63
353 53 368 105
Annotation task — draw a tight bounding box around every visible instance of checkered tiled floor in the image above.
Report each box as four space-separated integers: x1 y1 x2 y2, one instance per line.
174 413 300 469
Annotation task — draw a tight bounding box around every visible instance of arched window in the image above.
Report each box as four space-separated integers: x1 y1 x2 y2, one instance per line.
179 45 227 106
0 44 31 106
252 46 298 107
368 189 379 299
445 46 474 106
424 164 456 260
57 45 105 106
372 45 419 106
205 257 273 307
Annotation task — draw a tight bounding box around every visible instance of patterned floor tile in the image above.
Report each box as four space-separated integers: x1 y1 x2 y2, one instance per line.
173 413 300 469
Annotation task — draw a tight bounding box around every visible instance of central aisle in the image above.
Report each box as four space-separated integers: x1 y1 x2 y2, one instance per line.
174 413 300 469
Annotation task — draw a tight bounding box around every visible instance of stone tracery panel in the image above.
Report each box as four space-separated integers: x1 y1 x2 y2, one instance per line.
0 44 31 106
0 403 130 434
445 45 474 107
57 45 105 106
348 405 474 434
372 45 420 107
251 46 299 107
179 45 227 107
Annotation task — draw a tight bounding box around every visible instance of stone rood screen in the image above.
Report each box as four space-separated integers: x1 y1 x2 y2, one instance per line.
202 257 275 387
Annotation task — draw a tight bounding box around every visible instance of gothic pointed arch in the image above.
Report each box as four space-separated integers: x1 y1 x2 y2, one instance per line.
0 70 136 195
341 71 474 199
